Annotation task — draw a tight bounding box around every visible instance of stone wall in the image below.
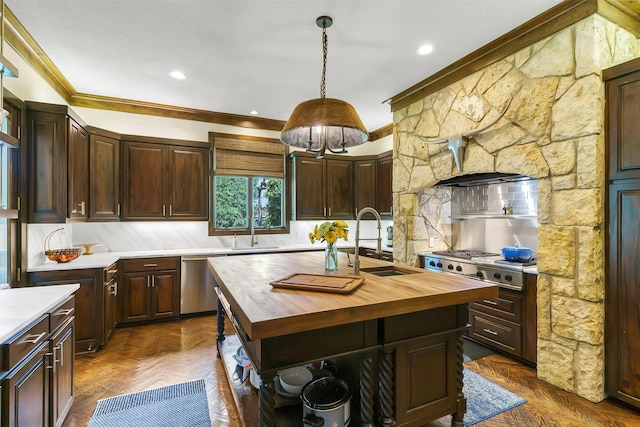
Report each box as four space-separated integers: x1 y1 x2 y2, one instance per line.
391 15 638 402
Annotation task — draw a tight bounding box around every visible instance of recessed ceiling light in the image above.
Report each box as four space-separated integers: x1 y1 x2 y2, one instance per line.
250 110 259 115
416 44 435 56
169 70 188 80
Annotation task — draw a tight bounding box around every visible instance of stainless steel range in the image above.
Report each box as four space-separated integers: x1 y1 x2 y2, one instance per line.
420 250 536 291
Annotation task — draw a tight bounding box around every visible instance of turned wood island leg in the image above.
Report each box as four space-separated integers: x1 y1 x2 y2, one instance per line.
379 347 396 426
259 375 276 427
216 295 226 343
360 356 376 426
451 333 467 426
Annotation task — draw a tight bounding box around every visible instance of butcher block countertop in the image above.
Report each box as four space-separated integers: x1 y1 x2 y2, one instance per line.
208 251 498 341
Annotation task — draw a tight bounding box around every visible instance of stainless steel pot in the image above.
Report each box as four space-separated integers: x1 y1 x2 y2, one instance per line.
301 376 351 426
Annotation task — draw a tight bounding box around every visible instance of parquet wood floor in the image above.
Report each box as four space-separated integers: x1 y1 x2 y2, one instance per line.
62 315 640 427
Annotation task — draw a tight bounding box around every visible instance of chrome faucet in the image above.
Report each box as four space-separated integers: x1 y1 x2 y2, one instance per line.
250 221 259 247
353 207 382 275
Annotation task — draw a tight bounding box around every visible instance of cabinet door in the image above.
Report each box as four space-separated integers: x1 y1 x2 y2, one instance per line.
606 181 640 408
4 342 50 427
292 156 326 219
27 270 104 354
150 270 180 319
50 319 74 427
121 142 167 219
89 134 120 220
354 159 377 218
67 119 89 220
377 154 393 217
26 110 67 223
607 70 640 180
326 159 353 219
168 146 209 220
121 272 151 323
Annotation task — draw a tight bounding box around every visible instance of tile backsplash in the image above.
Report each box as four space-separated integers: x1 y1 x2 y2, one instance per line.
451 178 538 217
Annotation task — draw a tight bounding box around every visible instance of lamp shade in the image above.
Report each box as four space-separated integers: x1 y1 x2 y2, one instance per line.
280 98 369 149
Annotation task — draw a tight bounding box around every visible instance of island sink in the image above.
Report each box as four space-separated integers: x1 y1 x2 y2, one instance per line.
359 266 422 277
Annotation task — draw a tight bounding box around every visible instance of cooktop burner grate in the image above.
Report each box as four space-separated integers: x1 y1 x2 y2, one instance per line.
431 250 500 259
494 258 537 267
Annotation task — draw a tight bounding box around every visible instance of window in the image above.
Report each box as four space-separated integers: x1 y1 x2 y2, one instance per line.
209 133 287 235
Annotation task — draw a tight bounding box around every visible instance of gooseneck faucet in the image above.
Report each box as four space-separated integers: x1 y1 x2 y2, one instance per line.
353 207 382 275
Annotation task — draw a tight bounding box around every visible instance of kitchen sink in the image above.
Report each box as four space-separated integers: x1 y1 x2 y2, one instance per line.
359 266 421 277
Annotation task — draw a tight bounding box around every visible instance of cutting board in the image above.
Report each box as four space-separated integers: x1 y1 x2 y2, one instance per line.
270 273 364 294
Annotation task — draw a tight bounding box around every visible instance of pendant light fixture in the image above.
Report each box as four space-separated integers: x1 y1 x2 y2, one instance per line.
280 16 368 158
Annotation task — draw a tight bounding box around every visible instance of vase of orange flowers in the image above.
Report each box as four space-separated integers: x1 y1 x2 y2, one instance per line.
309 220 349 271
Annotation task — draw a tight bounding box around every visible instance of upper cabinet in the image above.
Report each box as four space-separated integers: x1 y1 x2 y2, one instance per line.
88 128 120 221
376 153 393 218
26 102 87 223
606 64 640 181
290 150 392 221
121 137 209 221
67 119 89 219
290 152 353 220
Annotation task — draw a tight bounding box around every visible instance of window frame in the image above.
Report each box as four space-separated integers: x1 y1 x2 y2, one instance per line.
208 132 289 236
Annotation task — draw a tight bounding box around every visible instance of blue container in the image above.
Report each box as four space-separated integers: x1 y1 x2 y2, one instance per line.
501 246 533 262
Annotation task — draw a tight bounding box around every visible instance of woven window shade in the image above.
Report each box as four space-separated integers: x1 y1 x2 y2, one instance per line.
212 134 286 177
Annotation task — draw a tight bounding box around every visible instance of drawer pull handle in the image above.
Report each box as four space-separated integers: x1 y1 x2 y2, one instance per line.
107 269 118 274
54 308 74 316
143 263 158 267
22 331 46 344
482 299 498 305
483 328 498 336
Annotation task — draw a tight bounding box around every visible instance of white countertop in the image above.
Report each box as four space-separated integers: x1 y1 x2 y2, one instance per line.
27 242 393 272
0 284 80 343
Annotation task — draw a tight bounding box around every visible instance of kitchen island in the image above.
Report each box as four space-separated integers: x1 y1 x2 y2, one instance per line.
208 251 498 427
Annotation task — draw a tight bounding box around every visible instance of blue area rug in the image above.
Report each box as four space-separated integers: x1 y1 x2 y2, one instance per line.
463 368 527 426
87 379 210 427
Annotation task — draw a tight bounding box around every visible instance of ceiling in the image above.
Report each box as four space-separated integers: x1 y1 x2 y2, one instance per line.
6 1 565 134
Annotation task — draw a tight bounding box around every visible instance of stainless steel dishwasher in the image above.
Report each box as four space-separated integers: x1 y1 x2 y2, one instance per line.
180 255 220 314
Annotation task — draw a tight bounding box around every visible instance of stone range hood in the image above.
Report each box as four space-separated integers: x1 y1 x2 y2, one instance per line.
391 15 639 402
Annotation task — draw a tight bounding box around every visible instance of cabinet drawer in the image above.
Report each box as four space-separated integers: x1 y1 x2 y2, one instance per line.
468 309 521 357
122 257 178 272
470 289 522 323
3 314 49 370
50 295 75 333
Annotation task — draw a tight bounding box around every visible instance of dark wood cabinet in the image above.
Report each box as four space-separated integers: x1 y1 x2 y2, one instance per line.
376 153 393 217
354 159 377 217
1 296 75 427
120 257 180 324
359 246 393 262
26 102 90 223
49 317 74 427
26 108 67 223
121 139 209 221
67 119 89 220
466 275 537 365
104 263 118 344
28 269 105 353
290 153 354 220
604 58 640 410
88 130 120 221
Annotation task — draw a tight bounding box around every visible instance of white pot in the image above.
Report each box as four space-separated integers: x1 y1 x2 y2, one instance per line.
249 367 261 389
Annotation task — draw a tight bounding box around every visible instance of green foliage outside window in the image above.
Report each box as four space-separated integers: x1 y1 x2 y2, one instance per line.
215 175 283 231
214 176 248 228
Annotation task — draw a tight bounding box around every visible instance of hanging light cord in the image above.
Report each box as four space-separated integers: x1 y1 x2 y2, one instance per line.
320 24 327 99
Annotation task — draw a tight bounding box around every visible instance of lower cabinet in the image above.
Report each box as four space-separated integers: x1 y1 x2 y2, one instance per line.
385 305 467 426
120 257 180 324
466 273 537 364
1 296 75 427
28 269 104 353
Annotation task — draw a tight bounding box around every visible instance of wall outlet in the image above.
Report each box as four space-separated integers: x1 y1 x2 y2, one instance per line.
429 237 436 247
